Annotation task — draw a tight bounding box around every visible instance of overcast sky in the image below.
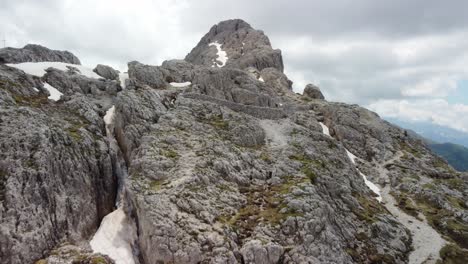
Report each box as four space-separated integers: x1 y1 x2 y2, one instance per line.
1 0 468 132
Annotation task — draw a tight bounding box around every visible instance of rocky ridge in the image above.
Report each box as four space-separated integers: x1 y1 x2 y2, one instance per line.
0 19 467 264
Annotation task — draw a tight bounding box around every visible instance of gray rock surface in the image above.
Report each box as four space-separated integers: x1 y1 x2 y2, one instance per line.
1 18 467 264
35 244 114 264
93 64 120 80
43 67 121 96
0 65 117 263
0 44 81 64
185 19 284 72
303 83 325 100
128 61 168 89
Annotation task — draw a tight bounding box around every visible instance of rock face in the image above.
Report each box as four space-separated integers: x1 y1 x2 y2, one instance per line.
1 18 468 264
0 44 81 64
303 83 325 100
185 19 284 72
0 65 117 263
93 64 120 80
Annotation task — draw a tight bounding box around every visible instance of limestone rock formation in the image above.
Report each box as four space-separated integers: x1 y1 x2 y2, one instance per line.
93 64 120 80
0 44 81 64
185 19 284 72
1 18 468 264
303 83 325 100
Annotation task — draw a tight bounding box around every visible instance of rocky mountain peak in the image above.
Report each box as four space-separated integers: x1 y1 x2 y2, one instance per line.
185 19 284 72
0 44 81 64
1 19 468 264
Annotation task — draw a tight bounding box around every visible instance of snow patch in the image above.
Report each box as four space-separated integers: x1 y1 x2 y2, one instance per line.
345 149 357 164
33 87 39 92
360 172 382 202
119 72 129 89
6 62 101 79
43 82 62 101
104 106 116 137
345 148 382 202
170 81 191 87
209 41 228 67
90 207 137 264
258 76 265 82
319 122 331 137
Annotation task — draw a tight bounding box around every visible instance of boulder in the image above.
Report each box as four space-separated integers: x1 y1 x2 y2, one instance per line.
0 44 81 64
127 61 168 89
93 64 120 80
303 83 325 100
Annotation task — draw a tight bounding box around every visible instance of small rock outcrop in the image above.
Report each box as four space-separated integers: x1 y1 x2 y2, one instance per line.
0 44 81 64
93 64 120 80
185 19 284 72
127 61 168 88
303 83 325 100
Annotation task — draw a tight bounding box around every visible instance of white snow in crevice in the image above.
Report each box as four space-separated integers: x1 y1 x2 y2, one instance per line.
6 62 101 79
319 122 331 137
90 207 137 264
345 148 382 202
209 41 228 67
103 106 116 137
345 149 358 164
170 81 191 87
33 87 39 92
258 76 265 82
119 72 129 89
43 82 63 101
360 172 382 202
91 105 137 264
318 122 381 202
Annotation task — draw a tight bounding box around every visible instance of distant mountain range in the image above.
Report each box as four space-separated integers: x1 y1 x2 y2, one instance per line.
386 118 468 148
387 118 468 171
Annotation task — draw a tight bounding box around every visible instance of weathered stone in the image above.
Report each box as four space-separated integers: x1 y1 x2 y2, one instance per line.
303 83 325 100
127 61 168 89
185 19 284 72
0 44 81 64
93 64 120 80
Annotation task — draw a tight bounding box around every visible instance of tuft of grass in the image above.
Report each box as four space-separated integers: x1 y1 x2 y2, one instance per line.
392 191 421 219
149 179 168 191
90 256 109 264
400 142 422 158
352 193 386 223
218 176 307 240
259 152 272 163
288 154 325 184
438 243 468 264
209 115 229 130
161 149 178 159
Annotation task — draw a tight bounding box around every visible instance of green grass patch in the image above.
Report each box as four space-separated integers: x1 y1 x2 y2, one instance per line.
438 243 468 264
218 176 307 239
209 115 229 130
161 149 178 159
352 193 386 223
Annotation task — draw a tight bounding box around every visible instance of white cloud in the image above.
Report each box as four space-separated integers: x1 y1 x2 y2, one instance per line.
401 77 457 97
368 99 468 133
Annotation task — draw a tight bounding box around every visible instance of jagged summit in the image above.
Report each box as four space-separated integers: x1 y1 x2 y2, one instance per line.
0 44 81 64
185 19 284 72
